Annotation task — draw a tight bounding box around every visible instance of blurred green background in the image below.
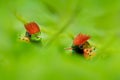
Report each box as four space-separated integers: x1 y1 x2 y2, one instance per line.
0 0 120 80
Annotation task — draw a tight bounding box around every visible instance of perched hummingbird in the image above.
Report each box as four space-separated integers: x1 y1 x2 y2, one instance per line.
20 22 41 43
67 33 95 59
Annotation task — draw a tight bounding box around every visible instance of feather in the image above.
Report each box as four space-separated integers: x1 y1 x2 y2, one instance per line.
24 22 40 34
73 33 90 46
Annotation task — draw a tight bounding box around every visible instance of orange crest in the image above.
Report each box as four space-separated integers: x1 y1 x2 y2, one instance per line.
24 22 40 34
73 33 90 46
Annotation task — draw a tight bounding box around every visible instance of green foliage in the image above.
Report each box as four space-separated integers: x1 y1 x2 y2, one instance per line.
0 0 120 80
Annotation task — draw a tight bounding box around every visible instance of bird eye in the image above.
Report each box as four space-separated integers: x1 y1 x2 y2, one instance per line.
79 45 83 49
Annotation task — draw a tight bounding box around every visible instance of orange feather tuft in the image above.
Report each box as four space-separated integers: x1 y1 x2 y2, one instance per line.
73 33 90 46
24 22 40 35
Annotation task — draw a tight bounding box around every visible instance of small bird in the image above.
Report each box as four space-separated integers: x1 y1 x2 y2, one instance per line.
67 33 95 59
20 22 41 43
